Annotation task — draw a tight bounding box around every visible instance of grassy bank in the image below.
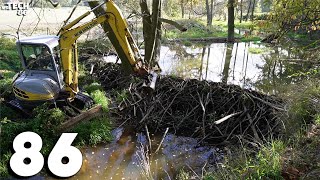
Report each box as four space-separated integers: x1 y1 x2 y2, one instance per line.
199 79 320 179
0 37 113 177
163 19 262 43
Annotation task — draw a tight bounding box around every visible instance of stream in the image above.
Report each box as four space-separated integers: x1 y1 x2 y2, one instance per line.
47 42 313 179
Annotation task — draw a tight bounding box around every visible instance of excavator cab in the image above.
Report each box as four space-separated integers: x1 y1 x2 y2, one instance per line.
8 1 157 128
13 36 63 107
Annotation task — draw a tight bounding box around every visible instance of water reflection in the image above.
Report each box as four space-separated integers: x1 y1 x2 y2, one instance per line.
159 42 265 89
55 128 222 180
159 42 315 94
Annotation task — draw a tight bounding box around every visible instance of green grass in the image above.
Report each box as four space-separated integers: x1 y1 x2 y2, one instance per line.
248 47 271 54
205 140 285 179
241 36 262 42
90 90 109 112
71 116 112 146
84 82 104 94
163 19 262 42
0 37 20 71
0 37 20 99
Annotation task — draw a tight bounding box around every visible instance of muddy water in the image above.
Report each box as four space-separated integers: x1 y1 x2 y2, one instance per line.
63 128 222 180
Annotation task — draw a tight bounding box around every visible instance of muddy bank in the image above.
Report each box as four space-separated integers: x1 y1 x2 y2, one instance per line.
89 62 284 145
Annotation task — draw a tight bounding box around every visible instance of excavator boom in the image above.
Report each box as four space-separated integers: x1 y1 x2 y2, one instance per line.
9 0 158 127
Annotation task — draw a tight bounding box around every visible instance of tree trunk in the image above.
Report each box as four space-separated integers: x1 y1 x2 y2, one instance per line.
250 0 256 21
206 0 210 26
246 0 252 21
151 0 162 66
140 0 162 68
140 0 153 66
228 0 235 42
181 0 185 18
210 0 214 24
206 0 214 26
240 0 243 23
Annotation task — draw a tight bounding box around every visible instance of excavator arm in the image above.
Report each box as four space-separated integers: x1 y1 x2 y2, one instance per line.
59 1 150 98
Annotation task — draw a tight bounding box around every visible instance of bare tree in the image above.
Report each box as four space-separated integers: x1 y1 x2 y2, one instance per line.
240 0 243 23
181 0 185 18
140 0 162 67
228 0 235 42
245 0 252 21
206 0 214 26
250 0 256 21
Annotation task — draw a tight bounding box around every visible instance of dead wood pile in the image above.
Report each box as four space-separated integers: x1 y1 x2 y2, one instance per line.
91 62 285 144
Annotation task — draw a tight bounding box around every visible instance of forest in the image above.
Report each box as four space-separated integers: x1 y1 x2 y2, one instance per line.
0 0 320 179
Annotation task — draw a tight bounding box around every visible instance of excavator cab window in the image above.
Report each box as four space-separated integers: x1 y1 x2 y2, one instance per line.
53 46 61 72
22 44 54 71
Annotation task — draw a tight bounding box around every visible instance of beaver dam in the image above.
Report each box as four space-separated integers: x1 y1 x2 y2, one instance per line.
89 61 285 145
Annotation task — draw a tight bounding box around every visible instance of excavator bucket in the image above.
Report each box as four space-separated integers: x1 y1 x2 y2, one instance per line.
142 71 158 90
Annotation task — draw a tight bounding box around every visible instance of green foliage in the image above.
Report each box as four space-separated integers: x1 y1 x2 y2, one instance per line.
248 47 270 54
31 105 66 136
0 119 29 157
176 169 191 180
283 126 320 177
90 90 109 112
267 0 320 45
314 114 320 126
71 116 112 146
0 50 20 71
0 37 16 51
0 152 12 177
0 101 113 176
78 63 95 86
0 38 20 71
206 141 285 179
283 81 320 136
84 82 104 94
115 89 128 103
241 36 262 42
163 0 180 17
0 103 21 119
164 19 226 39
0 76 13 99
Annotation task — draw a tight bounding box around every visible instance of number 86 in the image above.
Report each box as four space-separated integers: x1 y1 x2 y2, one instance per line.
9 132 82 178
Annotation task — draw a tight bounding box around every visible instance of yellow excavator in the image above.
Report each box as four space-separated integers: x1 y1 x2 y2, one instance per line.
9 1 156 123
